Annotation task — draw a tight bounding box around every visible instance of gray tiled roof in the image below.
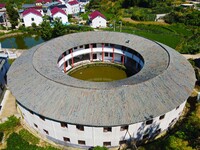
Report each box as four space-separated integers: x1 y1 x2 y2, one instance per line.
7 31 196 126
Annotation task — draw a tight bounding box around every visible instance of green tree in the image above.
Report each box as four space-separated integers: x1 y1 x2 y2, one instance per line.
6 1 19 29
52 18 66 38
40 19 52 41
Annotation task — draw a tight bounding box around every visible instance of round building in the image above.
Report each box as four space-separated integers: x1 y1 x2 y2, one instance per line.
7 31 196 148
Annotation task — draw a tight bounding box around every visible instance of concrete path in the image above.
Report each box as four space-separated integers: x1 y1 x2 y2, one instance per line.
0 90 18 120
182 54 200 59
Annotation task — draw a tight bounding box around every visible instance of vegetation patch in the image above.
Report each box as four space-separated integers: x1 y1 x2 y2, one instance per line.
0 116 20 132
19 129 40 145
6 132 58 150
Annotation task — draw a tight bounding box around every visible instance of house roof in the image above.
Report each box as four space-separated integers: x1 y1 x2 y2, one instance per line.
8 31 196 127
0 4 6 9
68 0 79 5
50 4 67 10
51 7 66 16
36 0 52 3
23 8 42 17
89 10 106 20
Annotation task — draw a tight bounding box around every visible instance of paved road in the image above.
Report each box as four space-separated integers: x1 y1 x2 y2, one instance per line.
182 54 200 59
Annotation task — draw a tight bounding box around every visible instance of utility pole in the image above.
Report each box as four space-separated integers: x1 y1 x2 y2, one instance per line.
113 20 115 31
119 21 122 32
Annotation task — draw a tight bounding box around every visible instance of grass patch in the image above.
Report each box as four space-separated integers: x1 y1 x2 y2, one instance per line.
7 132 58 150
8 59 15 65
0 116 20 132
19 129 40 145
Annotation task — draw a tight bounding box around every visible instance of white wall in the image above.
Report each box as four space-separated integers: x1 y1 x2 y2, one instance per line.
17 100 186 147
66 4 80 15
23 13 43 27
53 12 68 24
91 16 106 28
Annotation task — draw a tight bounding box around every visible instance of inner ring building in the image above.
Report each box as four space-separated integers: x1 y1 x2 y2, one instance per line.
7 31 196 148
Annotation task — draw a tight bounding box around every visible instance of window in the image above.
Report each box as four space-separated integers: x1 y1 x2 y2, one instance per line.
143 133 149 140
93 54 97 59
74 47 77 50
159 114 165 120
43 129 49 135
78 140 85 145
105 52 108 57
60 122 68 128
30 110 33 114
105 43 109 47
103 127 112 132
110 53 113 57
146 119 153 125
119 140 127 145
120 125 129 131
31 18 34 21
80 45 83 48
85 44 89 49
103 141 111 146
39 115 45 121
34 123 38 128
76 125 84 131
63 137 70 142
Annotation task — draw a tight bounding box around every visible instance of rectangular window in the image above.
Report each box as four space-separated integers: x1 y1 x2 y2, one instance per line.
92 43 97 48
120 125 129 131
119 140 127 145
63 137 70 142
43 129 49 135
103 141 111 146
80 45 83 48
76 125 84 131
34 123 38 128
39 115 45 121
30 110 33 114
85 44 89 49
159 114 165 120
103 127 112 132
60 122 68 128
146 119 153 125
143 134 149 140
93 54 97 59
74 47 77 50
78 140 85 145
110 53 113 57
105 43 109 47
105 52 108 57
31 18 34 21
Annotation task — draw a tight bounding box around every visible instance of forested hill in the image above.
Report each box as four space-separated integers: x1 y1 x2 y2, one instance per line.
88 0 178 12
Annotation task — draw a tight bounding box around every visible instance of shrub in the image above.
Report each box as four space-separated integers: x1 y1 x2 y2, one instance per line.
0 116 20 131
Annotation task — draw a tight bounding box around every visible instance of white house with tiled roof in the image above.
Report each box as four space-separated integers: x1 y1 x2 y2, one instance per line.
89 10 106 28
22 8 43 27
51 7 68 24
66 0 79 15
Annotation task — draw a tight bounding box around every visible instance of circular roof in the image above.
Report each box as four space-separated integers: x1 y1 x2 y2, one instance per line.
8 31 196 126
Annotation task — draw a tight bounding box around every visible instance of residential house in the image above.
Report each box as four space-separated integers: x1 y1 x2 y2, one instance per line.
0 4 6 12
0 54 9 93
66 0 79 15
0 12 6 26
22 8 43 27
51 7 68 24
89 10 106 28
